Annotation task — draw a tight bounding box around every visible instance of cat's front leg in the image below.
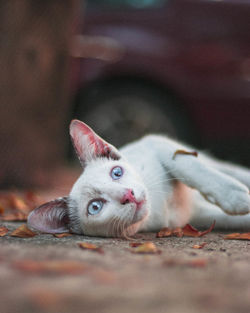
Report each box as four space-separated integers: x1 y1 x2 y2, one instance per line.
168 154 250 216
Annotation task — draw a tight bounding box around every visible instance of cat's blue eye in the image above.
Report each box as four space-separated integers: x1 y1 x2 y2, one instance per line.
111 166 123 180
87 200 104 215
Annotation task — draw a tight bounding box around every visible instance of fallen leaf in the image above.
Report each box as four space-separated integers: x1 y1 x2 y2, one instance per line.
12 260 87 275
91 269 117 284
129 242 145 247
186 258 208 268
10 224 37 238
156 228 172 238
130 242 161 254
172 227 184 237
1 211 27 221
0 226 9 237
224 233 250 241
156 222 215 238
12 197 29 212
0 191 44 222
173 149 198 160
192 243 207 249
163 258 207 268
182 221 216 237
53 233 72 238
78 242 104 254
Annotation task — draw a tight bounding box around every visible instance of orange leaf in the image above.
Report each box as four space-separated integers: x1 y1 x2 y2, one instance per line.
224 232 250 240
156 227 172 238
129 242 144 247
1 211 27 221
12 260 87 275
173 149 198 160
192 243 207 249
182 221 215 237
78 242 104 254
156 221 215 238
172 227 184 237
186 258 208 268
12 197 29 212
10 224 37 238
53 233 72 238
0 226 9 237
130 242 161 254
164 258 207 268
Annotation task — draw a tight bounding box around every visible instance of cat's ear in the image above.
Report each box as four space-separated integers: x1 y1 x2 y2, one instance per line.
27 197 69 233
70 119 121 168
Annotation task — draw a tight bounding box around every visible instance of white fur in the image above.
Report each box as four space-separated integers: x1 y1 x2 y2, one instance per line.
68 132 250 236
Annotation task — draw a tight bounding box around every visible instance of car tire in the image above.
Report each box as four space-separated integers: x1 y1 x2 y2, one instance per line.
73 82 196 150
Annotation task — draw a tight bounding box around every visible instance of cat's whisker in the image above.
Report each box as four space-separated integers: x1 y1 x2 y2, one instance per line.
108 216 117 237
146 177 185 189
113 217 120 238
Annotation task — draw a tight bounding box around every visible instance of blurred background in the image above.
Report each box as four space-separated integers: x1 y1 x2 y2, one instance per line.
0 0 250 189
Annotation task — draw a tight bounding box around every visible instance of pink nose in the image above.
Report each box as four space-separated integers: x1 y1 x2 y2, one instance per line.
120 189 136 205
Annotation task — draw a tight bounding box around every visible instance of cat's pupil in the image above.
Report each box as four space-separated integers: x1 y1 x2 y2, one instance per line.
88 200 103 215
93 204 99 210
111 166 123 180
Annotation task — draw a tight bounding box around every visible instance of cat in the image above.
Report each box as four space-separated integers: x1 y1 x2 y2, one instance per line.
27 119 250 238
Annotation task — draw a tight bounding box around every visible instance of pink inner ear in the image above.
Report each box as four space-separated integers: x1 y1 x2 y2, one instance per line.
27 197 69 233
70 119 120 166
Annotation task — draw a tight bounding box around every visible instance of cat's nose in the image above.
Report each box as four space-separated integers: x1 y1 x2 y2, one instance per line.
120 189 136 205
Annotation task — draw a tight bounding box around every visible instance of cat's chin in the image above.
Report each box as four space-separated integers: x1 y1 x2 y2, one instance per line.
132 204 148 222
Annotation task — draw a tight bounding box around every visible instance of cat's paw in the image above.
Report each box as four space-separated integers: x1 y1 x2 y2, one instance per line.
218 185 250 216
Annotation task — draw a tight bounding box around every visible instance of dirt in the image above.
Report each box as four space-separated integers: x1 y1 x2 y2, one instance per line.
1 221 250 313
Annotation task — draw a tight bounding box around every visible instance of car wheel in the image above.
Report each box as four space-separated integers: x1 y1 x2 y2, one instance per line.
73 82 195 150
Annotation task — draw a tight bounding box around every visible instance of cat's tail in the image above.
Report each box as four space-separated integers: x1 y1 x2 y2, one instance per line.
190 191 250 230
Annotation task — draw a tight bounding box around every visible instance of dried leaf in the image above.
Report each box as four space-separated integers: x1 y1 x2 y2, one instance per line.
164 258 207 268
91 269 117 284
173 149 198 160
53 233 72 238
129 242 145 247
0 191 44 222
156 228 172 238
0 226 9 237
224 232 250 241
172 227 184 237
130 242 161 254
192 243 207 249
12 197 29 212
156 221 215 238
78 242 104 254
10 224 37 238
187 259 208 267
1 211 27 221
12 260 87 275
182 221 216 237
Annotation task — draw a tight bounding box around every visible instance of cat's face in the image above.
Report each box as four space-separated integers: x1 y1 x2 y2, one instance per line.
68 158 149 237
27 120 149 238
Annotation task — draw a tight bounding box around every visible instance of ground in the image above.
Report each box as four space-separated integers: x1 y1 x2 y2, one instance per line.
1 222 250 313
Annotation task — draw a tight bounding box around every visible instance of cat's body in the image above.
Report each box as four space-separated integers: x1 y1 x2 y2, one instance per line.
28 120 250 237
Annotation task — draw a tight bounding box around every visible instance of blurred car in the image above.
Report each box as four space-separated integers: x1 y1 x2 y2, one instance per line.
72 0 250 166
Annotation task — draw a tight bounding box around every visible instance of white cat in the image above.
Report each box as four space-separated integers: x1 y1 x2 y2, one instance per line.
28 119 250 237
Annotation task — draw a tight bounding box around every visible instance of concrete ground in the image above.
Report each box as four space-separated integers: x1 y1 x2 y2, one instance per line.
1 221 250 313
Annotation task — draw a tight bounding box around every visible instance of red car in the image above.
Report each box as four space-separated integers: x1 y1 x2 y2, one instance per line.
72 0 250 166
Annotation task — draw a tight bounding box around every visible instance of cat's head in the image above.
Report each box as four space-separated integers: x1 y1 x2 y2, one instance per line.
28 120 149 237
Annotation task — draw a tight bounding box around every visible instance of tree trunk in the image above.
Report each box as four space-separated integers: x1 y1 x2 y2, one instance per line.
0 0 80 188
